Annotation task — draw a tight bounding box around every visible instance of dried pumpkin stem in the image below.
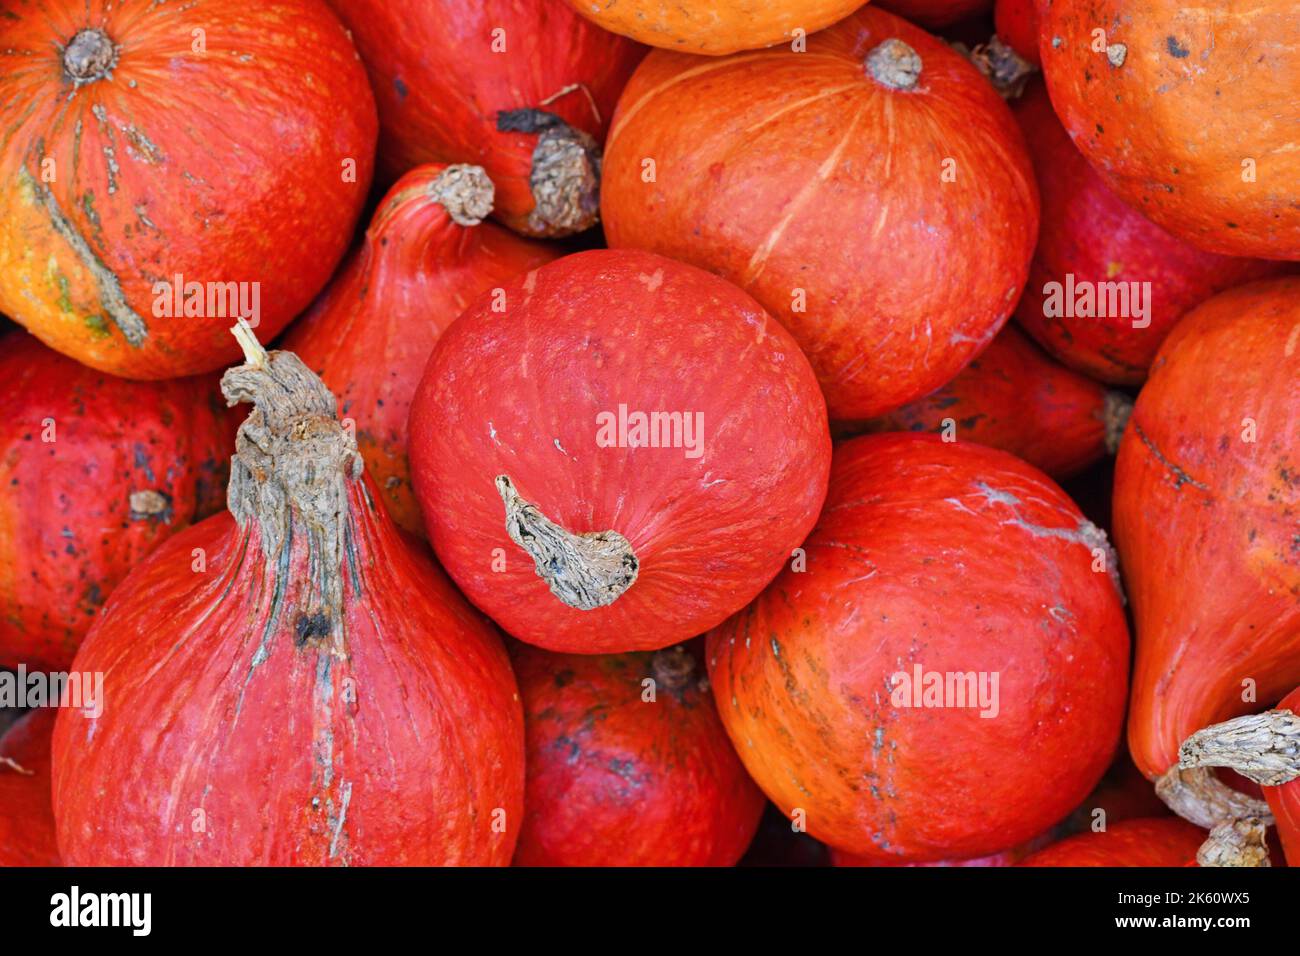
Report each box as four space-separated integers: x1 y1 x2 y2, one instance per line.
1197 819 1271 868
651 646 696 692
495 475 638 610
866 39 922 91
429 164 494 227
63 28 119 86
496 109 601 236
963 35 1037 99
1155 766 1273 830
1102 391 1134 455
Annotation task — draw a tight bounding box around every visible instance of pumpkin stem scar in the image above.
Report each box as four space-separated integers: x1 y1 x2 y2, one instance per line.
62 28 119 86
497 109 601 237
651 645 696 692
495 474 638 610
1101 390 1134 455
17 163 148 346
865 38 923 91
429 164 494 226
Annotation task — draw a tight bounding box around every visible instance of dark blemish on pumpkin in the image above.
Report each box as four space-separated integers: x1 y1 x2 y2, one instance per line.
393 76 408 99
1218 435 1231 453
379 237 388 247
133 443 156 482
554 734 581 763
933 396 959 410
1166 36 1190 58
1226 221 1238 228
1096 123 1104 135
294 612 332 647
553 669 574 688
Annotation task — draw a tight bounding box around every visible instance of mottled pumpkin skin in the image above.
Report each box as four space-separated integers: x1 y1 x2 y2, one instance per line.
283 165 559 534
1019 817 1203 866
602 6 1039 420
1264 686 1300 865
1040 0 1300 260
564 0 868 55
52 480 525 865
707 434 1129 861
1115 279 1300 780
876 0 990 29
994 0 1041 65
0 707 60 866
0 0 377 378
854 325 1122 480
329 0 643 236
1012 80 1289 384
512 644 765 866
408 249 831 654
0 333 230 673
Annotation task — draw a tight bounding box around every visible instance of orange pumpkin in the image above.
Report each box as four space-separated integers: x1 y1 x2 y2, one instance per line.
1040 0 1300 260
564 0 869 56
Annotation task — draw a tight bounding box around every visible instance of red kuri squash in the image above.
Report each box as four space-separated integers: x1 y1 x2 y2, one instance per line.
1 332 231 673
1018 818 1205 867
0 707 60 866
282 163 560 534
51 330 525 865
1039 0 1300 260
563 0 868 55
601 5 1039 420
408 249 831 654
851 325 1132 480
512 643 765 866
708 433 1129 861
328 0 643 237
1011 80 1289 384
1115 278 1300 789
876 0 990 29
993 0 1040 66
0 0 377 378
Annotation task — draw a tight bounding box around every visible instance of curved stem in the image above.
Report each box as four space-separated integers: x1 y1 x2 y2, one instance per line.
1178 709 1300 786
1154 766 1273 830
1197 819 1271 868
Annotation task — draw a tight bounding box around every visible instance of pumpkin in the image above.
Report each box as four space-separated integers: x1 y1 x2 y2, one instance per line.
850 325 1132 481
328 0 643 237
831 846 1024 867
993 0 1040 66
1039 0 1300 260
512 643 765 866
1011 80 1289 384
562 0 867 55
707 433 1129 861
0 0 377 379
51 330 525 865
1115 278 1300 791
1018 818 1205 867
0 707 60 866
0 332 231 673
601 5 1039 420
875 0 991 29
407 249 831 654
282 164 560 534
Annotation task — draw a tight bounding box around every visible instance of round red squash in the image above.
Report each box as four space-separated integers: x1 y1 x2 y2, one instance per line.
1115 278 1300 783
708 433 1129 861
0 707 60 866
408 248 831 654
563 0 867 55
1039 0 1300 260
876 0 991 30
851 325 1132 481
1011 80 1289 384
0 332 231 673
601 5 1039 420
993 0 1040 66
51 331 524 865
282 164 560 534
512 643 765 866
0 0 377 379
328 0 643 237
1018 818 1205 867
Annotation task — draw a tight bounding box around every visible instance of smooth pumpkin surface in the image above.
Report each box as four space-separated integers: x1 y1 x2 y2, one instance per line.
1040 0 1300 260
0 332 230 673
408 249 831 653
0 0 376 378
994 0 1041 65
708 433 1129 861
513 644 765 866
1019 817 1204 866
0 708 60 867
283 164 559 534
564 0 868 56
1115 278 1300 780
602 5 1039 420
1012 80 1288 384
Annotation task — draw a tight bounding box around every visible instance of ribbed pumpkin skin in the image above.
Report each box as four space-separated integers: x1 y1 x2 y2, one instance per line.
0 0 376 378
0 707 60 866
1264 687 1300 865
994 0 1040 65
1039 0 1300 260
1019 818 1204 867
1115 279 1300 781
876 0 990 29
1011 81 1289 385
327 0 643 236
563 0 867 55
282 165 560 534
708 434 1129 861
602 6 1039 420
408 249 831 654
855 325 1121 480
512 644 765 866
0 333 230 673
